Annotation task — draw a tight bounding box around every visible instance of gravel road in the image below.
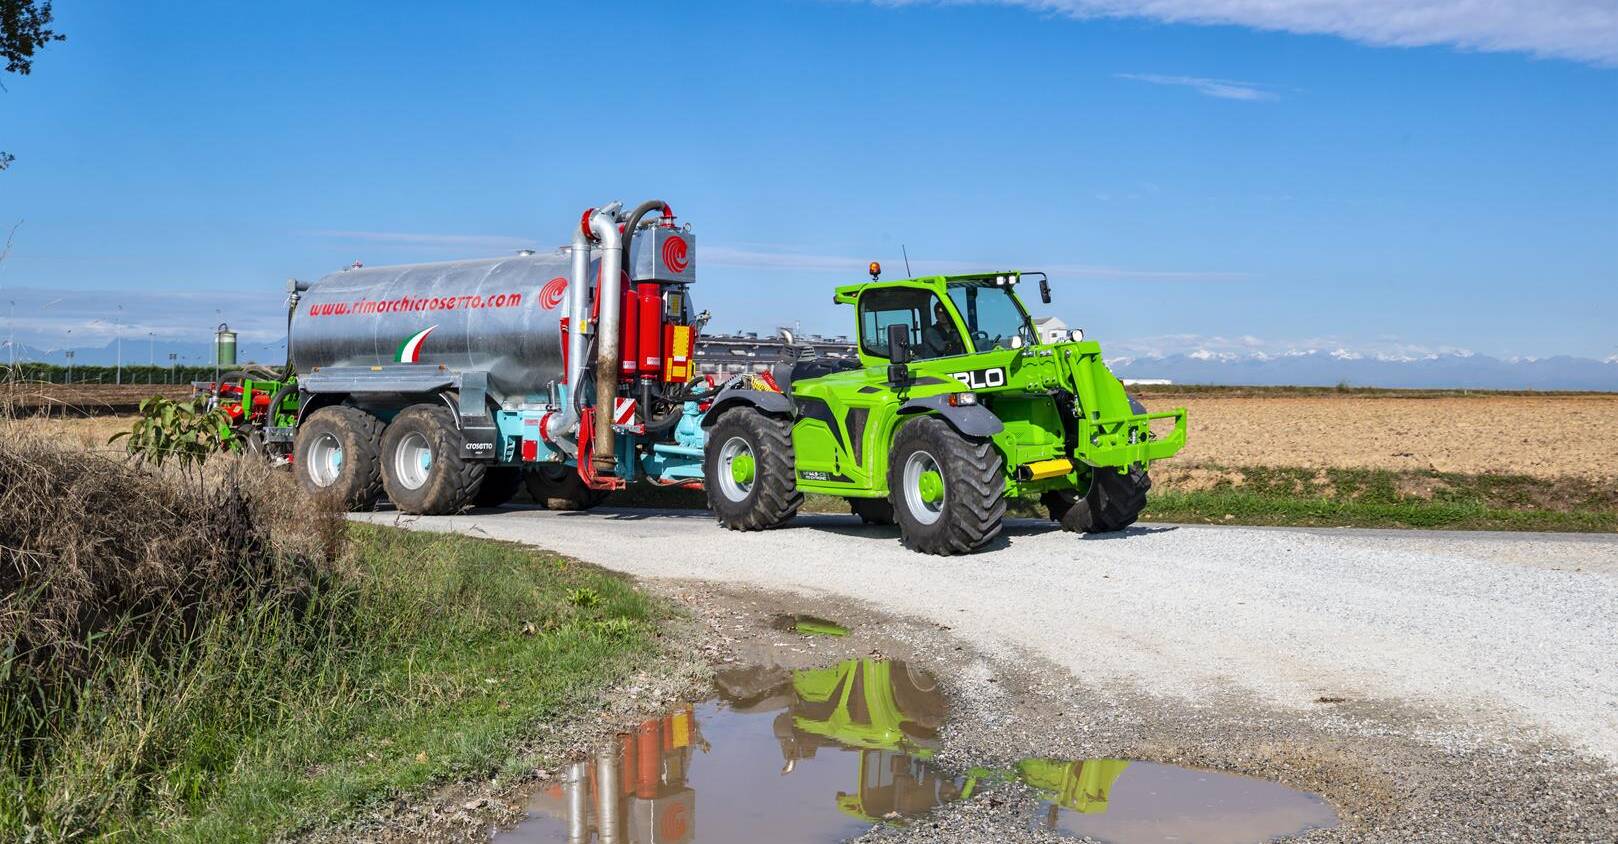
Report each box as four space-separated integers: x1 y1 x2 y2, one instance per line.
356 507 1618 771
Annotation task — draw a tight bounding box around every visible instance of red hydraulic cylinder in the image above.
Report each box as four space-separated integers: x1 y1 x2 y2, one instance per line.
636 283 664 376
620 285 639 377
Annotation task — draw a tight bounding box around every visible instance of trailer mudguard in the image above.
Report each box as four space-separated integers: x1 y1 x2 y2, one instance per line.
896 396 1004 438
699 385 795 428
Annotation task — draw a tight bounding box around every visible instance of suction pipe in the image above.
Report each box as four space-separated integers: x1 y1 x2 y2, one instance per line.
588 205 625 474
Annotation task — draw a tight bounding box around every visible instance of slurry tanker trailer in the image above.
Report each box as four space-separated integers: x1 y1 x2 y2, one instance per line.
224 200 1186 554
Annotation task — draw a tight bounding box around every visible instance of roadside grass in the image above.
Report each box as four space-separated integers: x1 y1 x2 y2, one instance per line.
1 429 665 842
163 525 663 842
591 464 1615 533
1143 464 1618 532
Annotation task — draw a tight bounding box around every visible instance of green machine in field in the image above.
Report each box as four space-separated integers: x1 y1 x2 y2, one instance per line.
700 268 1188 554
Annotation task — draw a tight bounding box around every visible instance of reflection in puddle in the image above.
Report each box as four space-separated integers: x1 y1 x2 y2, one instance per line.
769 614 850 637
497 659 1338 843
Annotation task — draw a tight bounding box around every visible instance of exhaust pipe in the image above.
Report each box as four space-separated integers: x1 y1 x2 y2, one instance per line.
588 205 625 474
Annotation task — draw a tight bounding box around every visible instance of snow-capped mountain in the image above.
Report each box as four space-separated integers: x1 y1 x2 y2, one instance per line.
1107 350 1618 391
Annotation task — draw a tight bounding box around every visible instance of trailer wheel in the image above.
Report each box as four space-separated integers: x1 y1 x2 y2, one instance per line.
523 464 610 511
380 404 486 515
848 497 895 525
888 416 1005 555
473 467 524 508
704 409 801 531
1045 466 1152 533
293 405 384 509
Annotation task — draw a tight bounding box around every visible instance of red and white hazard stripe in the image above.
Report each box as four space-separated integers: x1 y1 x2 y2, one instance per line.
612 398 638 427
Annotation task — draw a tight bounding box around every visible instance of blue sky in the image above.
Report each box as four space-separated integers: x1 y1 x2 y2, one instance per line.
1 0 1615 362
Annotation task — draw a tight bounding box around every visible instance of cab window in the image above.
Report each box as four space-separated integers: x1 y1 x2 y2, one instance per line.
858 287 965 360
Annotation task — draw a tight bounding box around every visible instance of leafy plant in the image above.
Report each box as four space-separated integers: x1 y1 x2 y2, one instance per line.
567 587 602 609
109 395 232 468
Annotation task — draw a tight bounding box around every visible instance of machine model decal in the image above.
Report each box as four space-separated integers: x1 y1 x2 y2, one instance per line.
798 470 852 483
538 277 567 310
396 325 437 363
950 367 1007 390
662 235 689 274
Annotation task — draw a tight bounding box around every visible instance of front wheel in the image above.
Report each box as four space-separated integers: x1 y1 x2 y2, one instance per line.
1044 466 1152 533
887 417 1005 555
704 409 801 531
379 404 486 515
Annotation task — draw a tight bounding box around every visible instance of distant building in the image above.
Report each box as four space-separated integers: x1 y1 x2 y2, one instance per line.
1033 316 1069 344
695 331 858 376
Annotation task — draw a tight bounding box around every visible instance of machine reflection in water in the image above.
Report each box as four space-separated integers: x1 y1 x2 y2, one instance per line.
496 658 1337 844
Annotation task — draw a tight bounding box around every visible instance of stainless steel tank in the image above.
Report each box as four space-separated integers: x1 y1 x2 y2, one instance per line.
289 253 575 400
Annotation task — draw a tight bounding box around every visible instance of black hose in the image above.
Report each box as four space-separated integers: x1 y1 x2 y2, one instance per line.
263 382 297 434
620 199 671 274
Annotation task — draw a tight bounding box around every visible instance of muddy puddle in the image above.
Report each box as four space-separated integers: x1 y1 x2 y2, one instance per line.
497 659 1338 843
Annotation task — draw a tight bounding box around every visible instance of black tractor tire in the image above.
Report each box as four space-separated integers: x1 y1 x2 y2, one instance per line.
523 464 611 511
473 466 525 508
379 404 486 515
848 496 896 525
887 417 1005 555
293 405 384 509
704 409 802 531
1044 466 1152 533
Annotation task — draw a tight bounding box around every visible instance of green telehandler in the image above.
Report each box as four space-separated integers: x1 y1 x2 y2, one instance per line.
700 267 1188 554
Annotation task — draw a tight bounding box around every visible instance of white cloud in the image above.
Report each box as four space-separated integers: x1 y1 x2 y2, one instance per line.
875 1 1618 66
1116 73 1278 100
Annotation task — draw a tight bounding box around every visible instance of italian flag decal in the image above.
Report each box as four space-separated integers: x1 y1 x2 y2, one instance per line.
396 325 437 363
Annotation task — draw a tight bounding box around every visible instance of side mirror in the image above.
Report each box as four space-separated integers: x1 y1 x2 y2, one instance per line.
1039 276 1052 304
886 324 911 363
886 324 911 385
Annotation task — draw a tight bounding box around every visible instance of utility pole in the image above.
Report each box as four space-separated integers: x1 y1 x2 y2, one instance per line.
7 299 14 376
168 352 177 384
65 349 75 384
147 331 155 384
115 304 124 386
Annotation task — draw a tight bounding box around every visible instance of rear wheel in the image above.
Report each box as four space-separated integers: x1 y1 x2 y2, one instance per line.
704 409 801 531
1044 466 1152 533
293 405 383 509
473 466 525 508
380 404 486 515
887 417 1005 555
848 497 895 525
523 464 611 511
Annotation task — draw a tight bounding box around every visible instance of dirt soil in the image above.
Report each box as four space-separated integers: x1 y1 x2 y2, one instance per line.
1146 393 1618 480
1 383 190 413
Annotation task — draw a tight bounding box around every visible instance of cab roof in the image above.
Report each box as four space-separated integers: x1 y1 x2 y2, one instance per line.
832 271 1025 305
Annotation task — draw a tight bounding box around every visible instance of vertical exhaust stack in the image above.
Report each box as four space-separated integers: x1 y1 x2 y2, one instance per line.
587 205 626 474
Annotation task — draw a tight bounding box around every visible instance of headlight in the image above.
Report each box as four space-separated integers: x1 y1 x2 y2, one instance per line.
1069 328 1085 342
946 392 978 407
